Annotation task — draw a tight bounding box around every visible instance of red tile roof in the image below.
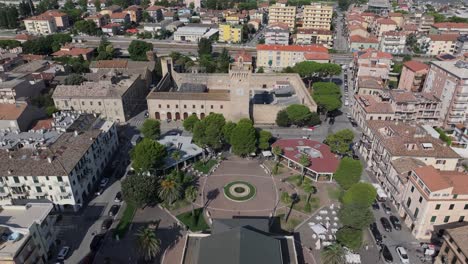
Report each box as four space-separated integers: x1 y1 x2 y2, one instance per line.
389 12 403 17
433 22 468 29
24 14 54 21
31 118 53 130
403 60 429 72
429 34 460 42
355 48 393 59
376 18 397 25
272 139 340 174
102 23 121 28
0 103 28 120
256 44 328 53
234 50 252 62
414 166 468 194
15 34 37 41
304 52 330 61
146 5 163 11
43 10 67 17
350 35 379 43
110 12 128 19
354 94 394 114
52 46 94 57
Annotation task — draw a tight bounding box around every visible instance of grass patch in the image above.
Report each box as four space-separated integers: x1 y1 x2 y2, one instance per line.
223 181 256 202
295 195 320 214
327 186 343 201
193 159 217 174
176 208 210 232
162 199 191 211
278 213 301 232
113 203 137 239
286 174 313 188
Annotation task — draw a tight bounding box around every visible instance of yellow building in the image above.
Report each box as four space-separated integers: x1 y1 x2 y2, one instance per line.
24 14 57 35
219 24 242 43
302 4 333 30
268 3 296 30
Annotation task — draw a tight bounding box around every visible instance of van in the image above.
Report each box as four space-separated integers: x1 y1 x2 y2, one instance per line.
130 134 142 146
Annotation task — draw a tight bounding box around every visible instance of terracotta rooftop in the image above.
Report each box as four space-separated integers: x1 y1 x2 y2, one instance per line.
43 10 67 17
110 12 128 19
358 76 384 89
366 121 460 159
92 60 128 68
234 50 252 62
0 103 27 120
446 225 468 259
52 46 94 57
355 48 393 60
125 5 141 11
350 35 379 43
24 14 54 21
102 23 121 28
429 34 460 42
376 18 397 25
414 166 468 194
354 94 393 114
389 12 403 17
15 34 37 41
146 5 163 11
348 24 367 31
432 22 468 29
304 52 330 61
256 44 328 53
403 60 429 72
272 139 339 174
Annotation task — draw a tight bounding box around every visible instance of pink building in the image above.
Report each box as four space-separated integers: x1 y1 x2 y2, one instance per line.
398 60 429 92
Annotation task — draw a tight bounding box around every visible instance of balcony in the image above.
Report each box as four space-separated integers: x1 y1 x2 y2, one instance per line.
56 181 70 187
0 192 9 197
31 182 44 187
9 182 24 187
10 191 28 198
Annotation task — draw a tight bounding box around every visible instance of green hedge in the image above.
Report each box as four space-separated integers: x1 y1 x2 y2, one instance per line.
113 203 137 239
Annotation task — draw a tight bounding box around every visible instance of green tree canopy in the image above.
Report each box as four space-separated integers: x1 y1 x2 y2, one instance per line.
140 119 161 139
121 173 159 207
258 130 272 150
198 38 212 57
128 40 153 61
74 20 99 36
321 243 345 264
325 129 354 155
0 40 21 49
276 109 291 127
192 113 226 150
338 203 373 229
64 74 86 85
286 104 312 125
312 82 342 113
222 121 237 144
183 114 200 132
342 182 377 207
96 37 115 60
336 227 363 251
131 138 167 172
230 118 257 156
334 157 363 190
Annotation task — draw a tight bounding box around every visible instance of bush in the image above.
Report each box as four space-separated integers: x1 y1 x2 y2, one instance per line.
339 203 373 229
435 127 452 146
276 109 290 127
281 191 292 204
176 208 209 232
342 183 377 207
334 158 363 190
336 227 362 251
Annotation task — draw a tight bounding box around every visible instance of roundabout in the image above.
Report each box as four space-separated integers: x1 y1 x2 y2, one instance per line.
223 181 256 202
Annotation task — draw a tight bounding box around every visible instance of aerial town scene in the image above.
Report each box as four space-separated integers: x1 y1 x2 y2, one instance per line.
0 0 466 262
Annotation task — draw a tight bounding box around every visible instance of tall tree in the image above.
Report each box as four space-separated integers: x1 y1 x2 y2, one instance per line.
140 119 161 139
298 154 311 183
121 173 159 207
342 182 377 207
198 38 212 57
258 130 272 150
158 178 181 204
324 129 354 155
230 118 256 156
171 150 181 172
136 227 161 261
128 40 153 61
185 186 198 216
276 109 291 127
222 121 236 144
183 114 199 132
131 138 167 172
321 243 345 264
272 145 283 162
192 113 225 150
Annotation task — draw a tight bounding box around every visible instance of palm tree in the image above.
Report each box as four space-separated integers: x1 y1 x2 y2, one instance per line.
321 243 345 264
158 178 181 204
272 146 283 162
298 154 311 184
171 150 181 172
303 183 315 204
136 227 161 261
185 186 198 216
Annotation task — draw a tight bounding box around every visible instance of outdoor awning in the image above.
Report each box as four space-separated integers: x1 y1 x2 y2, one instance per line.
262 151 272 157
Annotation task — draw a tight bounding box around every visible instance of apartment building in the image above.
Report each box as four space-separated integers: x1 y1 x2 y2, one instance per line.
398 166 468 240
125 5 143 23
294 28 333 48
42 10 69 29
265 23 290 45
425 34 459 56
219 24 242 43
353 49 393 87
388 12 404 27
348 25 369 39
268 3 296 30
398 60 429 92
256 44 330 70
302 3 333 30
430 22 468 34
53 72 148 122
352 94 394 128
0 72 46 104
422 59 468 128
52 45 95 61
0 112 119 211
435 225 468 264
358 120 460 189
349 35 379 52
389 90 441 126
404 12 434 33
109 12 130 24
0 203 57 264
0 102 45 132
147 56 317 124
85 14 107 27
372 18 397 40
24 14 57 35
379 31 406 54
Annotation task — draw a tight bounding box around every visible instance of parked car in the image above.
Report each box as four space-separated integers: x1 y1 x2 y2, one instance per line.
381 244 394 263
370 223 382 244
57 246 70 261
114 192 122 203
396 246 410 263
389 215 402 230
109 205 120 217
130 134 142 146
380 217 392 232
90 234 104 251
372 200 380 210
101 218 113 231
381 202 392 214
100 178 109 188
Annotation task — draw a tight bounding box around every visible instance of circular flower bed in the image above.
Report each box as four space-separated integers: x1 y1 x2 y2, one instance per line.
223 181 256 202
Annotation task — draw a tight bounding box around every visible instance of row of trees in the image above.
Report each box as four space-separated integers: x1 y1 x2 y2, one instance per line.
324 129 354 156
197 38 231 73
312 82 342 115
128 40 153 61
283 61 342 80
0 5 19 29
276 104 321 127
183 113 273 156
22 33 72 55
0 40 21 49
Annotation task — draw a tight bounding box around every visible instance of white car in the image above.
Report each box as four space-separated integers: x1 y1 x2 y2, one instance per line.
396 246 410 264
57 246 70 261
100 178 109 188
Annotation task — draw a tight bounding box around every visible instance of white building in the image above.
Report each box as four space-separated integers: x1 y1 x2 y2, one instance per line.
379 31 406 54
173 24 218 42
0 112 119 211
0 203 57 264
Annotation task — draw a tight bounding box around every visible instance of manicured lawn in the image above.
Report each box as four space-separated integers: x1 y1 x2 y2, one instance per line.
193 159 217 174
113 202 137 239
163 199 191 211
327 186 343 201
176 208 210 232
223 181 256 202
286 174 313 189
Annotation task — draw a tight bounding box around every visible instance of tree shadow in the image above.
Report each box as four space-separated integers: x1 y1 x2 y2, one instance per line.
204 188 220 208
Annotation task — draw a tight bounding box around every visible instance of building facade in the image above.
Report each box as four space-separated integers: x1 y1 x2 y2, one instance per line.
434 225 468 264
256 44 330 69
218 24 242 43
294 28 333 48
379 31 406 54
302 4 333 30
268 3 296 30
398 60 429 92
24 15 57 35
265 23 290 45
